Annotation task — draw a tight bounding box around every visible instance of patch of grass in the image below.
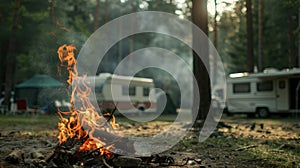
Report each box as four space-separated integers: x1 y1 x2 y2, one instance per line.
174 134 300 167
115 114 177 124
222 114 300 124
242 140 300 167
0 114 58 127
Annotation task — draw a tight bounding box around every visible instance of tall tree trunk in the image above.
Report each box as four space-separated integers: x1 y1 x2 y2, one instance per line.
0 42 7 95
102 0 108 72
192 0 211 128
0 11 5 94
212 0 218 86
94 0 100 32
246 0 254 72
288 15 298 68
118 12 123 62
258 0 263 72
49 0 55 24
298 6 300 67
4 0 20 107
213 0 218 50
129 2 137 72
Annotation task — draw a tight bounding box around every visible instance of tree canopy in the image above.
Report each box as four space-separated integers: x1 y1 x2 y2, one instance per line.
0 0 299 107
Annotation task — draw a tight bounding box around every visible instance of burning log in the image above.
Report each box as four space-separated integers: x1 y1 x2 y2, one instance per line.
46 144 178 167
45 128 135 167
92 129 135 154
46 44 180 167
44 44 134 167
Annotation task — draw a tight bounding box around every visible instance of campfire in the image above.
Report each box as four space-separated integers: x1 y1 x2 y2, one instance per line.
44 44 178 167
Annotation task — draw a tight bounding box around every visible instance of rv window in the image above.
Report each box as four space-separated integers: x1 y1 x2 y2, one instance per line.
129 86 136 96
233 83 250 93
257 81 273 91
143 87 150 96
122 85 136 96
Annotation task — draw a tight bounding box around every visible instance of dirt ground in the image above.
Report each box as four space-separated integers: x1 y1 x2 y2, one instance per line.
0 114 300 167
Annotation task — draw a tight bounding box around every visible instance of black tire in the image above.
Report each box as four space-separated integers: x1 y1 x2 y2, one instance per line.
257 108 269 118
138 106 145 111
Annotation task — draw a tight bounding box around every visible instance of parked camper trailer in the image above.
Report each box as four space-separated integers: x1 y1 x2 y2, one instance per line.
88 73 157 114
226 69 300 118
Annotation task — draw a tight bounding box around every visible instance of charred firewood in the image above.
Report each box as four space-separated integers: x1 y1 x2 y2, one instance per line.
92 129 135 155
45 128 134 167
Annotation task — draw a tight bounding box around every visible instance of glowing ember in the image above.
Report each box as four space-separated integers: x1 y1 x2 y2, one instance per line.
56 44 118 158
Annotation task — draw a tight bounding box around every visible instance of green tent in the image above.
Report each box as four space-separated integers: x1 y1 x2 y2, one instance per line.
16 75 66 109
16 75 64 88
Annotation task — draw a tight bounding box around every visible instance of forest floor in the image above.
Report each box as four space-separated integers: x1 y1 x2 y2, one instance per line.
0 114 300 167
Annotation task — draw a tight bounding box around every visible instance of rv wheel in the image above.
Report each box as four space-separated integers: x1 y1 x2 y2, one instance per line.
138 106 145 111
257 108 269 118
137 105 145 116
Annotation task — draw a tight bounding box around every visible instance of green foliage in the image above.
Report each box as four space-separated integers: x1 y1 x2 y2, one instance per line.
0 0 185 81
1 0 299 94
217 0 248 74
216 0 300 74
0 0 190 110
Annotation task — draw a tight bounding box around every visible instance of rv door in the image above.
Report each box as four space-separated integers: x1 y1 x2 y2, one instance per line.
276 79 289 111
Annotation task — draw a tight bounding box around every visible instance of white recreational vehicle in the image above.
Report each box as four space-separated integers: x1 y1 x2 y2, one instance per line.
226 68 300 118
88 73 157 114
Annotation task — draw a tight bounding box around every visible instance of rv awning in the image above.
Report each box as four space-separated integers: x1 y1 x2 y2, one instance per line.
249 70 300 78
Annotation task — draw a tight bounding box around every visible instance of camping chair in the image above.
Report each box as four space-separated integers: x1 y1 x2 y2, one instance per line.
16 99 39 115
16 99 27 114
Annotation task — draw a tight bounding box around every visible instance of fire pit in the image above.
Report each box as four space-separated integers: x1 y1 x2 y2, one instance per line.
43 44 180 167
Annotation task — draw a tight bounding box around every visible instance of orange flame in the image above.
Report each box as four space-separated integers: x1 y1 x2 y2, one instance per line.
56 44 118 158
